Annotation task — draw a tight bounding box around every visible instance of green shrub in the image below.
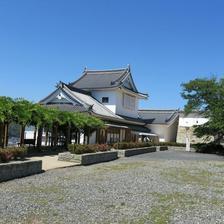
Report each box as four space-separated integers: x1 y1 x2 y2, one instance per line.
194 143 224 154
0 149 14 163
68 144 111 154
157 142 186 147
113 142 153 149
27 146 64 155
96 144 110 152
11 146 27 159
0 147 27 163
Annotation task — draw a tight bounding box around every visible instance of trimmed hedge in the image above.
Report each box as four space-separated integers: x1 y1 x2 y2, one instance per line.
27 146 64 155
113 142 153 150
157 142 186 147
68 144 111 154
0 147 27 163
194 143 224 155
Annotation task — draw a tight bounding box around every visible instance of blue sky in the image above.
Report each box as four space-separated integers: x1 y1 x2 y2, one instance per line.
0 0 223 109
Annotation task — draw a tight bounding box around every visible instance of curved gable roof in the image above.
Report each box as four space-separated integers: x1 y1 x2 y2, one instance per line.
70 67 138 92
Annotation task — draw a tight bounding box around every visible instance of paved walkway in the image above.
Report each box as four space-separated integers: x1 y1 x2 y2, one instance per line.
30 155 79 171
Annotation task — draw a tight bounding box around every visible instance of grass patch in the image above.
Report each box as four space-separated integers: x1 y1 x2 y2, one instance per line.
162 167 214 186
213 163 224 168
162 166 224 190
127 192 224 224
95 162 146 172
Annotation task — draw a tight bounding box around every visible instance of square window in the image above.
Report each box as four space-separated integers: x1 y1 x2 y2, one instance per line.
102 97 109 103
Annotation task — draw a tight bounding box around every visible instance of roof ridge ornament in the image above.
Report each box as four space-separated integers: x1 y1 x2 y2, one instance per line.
56 81 64 88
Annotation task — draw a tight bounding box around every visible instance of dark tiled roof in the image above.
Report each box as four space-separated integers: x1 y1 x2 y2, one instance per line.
117 114 145 124
70 68 130 90
178 111 205 118
105 121 151 133
138 109 179 125
127 124 151 133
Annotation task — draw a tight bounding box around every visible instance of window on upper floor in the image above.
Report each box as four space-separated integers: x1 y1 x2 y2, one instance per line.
102 97 109 103
123 93 135 110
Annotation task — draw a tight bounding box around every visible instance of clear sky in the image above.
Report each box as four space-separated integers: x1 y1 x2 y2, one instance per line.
0 0 223 109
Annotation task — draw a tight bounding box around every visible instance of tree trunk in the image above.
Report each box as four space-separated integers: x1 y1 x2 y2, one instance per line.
45 128 49 146
75 131 78 144
33 126 37 146
77 132 80 144
65 125 71 149
20 125 25 146
87 129 90 144
53 125 58 147
0 122 3 148
3 122 9 148
51 126 54 147
37 126 43 148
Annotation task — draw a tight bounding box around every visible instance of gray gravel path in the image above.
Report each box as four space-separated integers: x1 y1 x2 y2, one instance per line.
0 149 224 224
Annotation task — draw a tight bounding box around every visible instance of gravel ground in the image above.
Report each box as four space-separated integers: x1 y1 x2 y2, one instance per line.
0 150 224 224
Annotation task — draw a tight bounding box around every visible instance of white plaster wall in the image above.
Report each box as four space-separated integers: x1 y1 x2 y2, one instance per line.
91 90 117 114
115 90 139 118
146 124 166 142
165 119 179 142
147 121 178 142
179 117 208 127
91 89 139 118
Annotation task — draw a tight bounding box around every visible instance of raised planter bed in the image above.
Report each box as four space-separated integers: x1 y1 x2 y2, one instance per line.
167 146 196 152
58 151 118 165
0 160 42 182
115 147 156 157
159 146 168 151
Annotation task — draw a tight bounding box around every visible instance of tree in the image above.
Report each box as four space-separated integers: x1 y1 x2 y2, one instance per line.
12 99 34 145
181 77 224 142
0 97 14 147
82 115 104 144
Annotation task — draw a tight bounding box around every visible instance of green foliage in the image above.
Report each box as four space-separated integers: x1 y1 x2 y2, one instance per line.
157 142 186 147
181 77 224 141
194 143 224 154
27 146 64 154
13 98 34 126
113 142 153 149
68 144 111 154
0 96 14 123
0 96 104 131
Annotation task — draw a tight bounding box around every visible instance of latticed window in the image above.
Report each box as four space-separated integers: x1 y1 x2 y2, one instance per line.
123 93 135 110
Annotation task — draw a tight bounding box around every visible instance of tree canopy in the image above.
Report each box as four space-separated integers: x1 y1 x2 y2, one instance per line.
181 77 224 142
0 96 104 147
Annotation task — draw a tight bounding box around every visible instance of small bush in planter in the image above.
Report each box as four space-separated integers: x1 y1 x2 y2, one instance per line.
97 144 111 152
113 142 153 150
0 149 14 163
157 142 186 147
12 147 28 159
68 144 111 154
0 147 28 163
